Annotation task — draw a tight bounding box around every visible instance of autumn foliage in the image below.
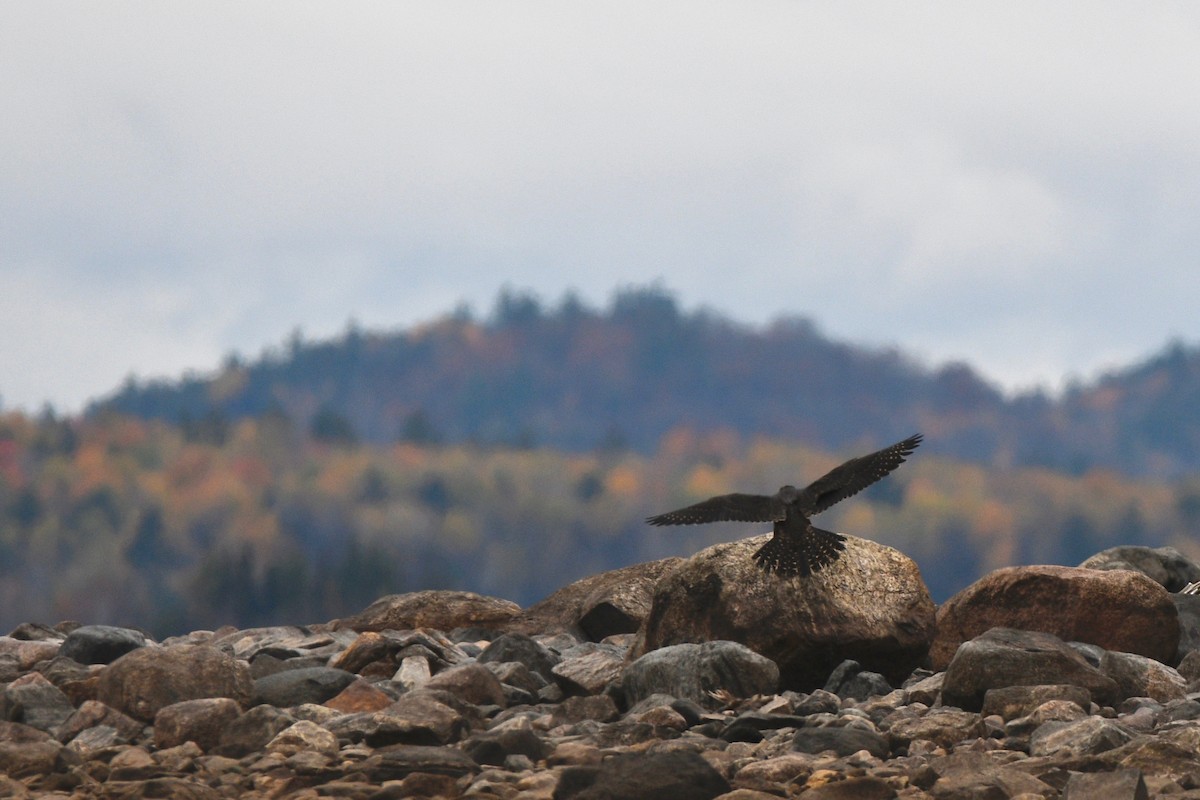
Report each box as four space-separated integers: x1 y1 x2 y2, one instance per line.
1 408 1198 637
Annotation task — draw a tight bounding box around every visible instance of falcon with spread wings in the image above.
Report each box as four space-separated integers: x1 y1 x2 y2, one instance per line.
646 434 922 577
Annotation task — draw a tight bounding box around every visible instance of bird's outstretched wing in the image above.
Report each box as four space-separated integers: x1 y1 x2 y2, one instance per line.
800 433 922 515
645 493 782 526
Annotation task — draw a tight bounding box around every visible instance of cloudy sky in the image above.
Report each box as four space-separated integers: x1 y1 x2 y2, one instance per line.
2 3 1198 412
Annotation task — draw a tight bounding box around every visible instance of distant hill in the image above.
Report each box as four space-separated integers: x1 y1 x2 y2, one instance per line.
92 286 1200 478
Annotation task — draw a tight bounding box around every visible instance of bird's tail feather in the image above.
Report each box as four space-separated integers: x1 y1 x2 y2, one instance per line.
752 527 846 577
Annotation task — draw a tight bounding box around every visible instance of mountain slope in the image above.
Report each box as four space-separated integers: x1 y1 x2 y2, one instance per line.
92 287 1200 478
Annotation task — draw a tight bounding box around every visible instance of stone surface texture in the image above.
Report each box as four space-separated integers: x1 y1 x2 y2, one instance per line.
630 533 936 688
931 565 1180 669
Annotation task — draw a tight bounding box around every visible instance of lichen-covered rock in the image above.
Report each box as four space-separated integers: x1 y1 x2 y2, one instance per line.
630 533 935 689
97 645 253 722
932 565 1179 669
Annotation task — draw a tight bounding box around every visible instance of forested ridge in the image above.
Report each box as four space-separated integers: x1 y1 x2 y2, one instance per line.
4 285 1200 634
1 407 1199 637
95 286 1200 479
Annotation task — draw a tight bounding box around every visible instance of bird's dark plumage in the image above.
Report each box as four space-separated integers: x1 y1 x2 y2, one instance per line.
646 433 922 577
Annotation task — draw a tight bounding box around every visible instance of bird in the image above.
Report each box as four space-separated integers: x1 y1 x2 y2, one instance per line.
645 433 922 577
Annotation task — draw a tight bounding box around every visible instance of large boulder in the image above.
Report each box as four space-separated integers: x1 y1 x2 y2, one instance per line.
59 625 148 665
1079 546 1200 592
508 558 684 641
97 645 253 722
942 628 1120 710
629 533 935 689
335 590 520 633
621 641 779 708
1172 594 1200 663
931 566 1179 669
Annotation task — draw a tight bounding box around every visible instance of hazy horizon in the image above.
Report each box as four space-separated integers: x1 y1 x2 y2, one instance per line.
4 3 1199 412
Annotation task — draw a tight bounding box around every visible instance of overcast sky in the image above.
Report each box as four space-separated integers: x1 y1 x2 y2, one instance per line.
2 2 1198 412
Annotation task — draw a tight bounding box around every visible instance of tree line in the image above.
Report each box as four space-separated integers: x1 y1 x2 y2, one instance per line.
0 409 1197 637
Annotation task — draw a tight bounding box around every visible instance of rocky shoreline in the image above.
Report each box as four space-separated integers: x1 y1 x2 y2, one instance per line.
3 541 1200 799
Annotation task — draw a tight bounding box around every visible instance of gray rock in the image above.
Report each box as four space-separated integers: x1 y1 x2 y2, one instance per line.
942 628 1120 710
554 749 730 800
264 719 339 757
923 751 1055 799
792 726 889 758
981 684 1093 720
794 688 842 717
59 624 148 665
97 644 254 722
213 704 294 757
1178 649 1200 683
483 660 546 694
154 697 242 751
1029 715 1136 756
329 628 468 676
462 720 549 766
824 659 892 701
802 777 897 799
360 743 480 781
1101 650 1187 703
1063 768 1148 800
66 724 128 753
551 644 625 695
1079 545 1200 592
622 641 779 708
324 692 467 746
549 694 619 727
58 700 145 745
208 625 355 662
3 672 75 734
630 534 935 689
887 708 985 749
1173 594 1200 663
251 666 357 707
477 632 560 682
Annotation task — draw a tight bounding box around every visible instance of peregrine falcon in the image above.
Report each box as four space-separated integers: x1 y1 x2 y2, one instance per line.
646 433 922 577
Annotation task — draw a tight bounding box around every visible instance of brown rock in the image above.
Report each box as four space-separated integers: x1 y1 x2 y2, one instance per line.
510 557 684 640
887 708 986 749
335 590 520 633
803 777 897 800
1063 768 1148 800
931 566 1179 669
423 662 507 706
980 684 1093 721
323 678 394 713
551 647 626 695
97 645 253 722
1101 651 1187 703
58 700 145 744
631 534 935 689
154 697 242 751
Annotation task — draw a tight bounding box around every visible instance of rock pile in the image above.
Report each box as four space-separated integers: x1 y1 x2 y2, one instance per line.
1 543 1199 798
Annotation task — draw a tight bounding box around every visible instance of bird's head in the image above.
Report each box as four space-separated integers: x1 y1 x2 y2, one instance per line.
778 485 800 503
